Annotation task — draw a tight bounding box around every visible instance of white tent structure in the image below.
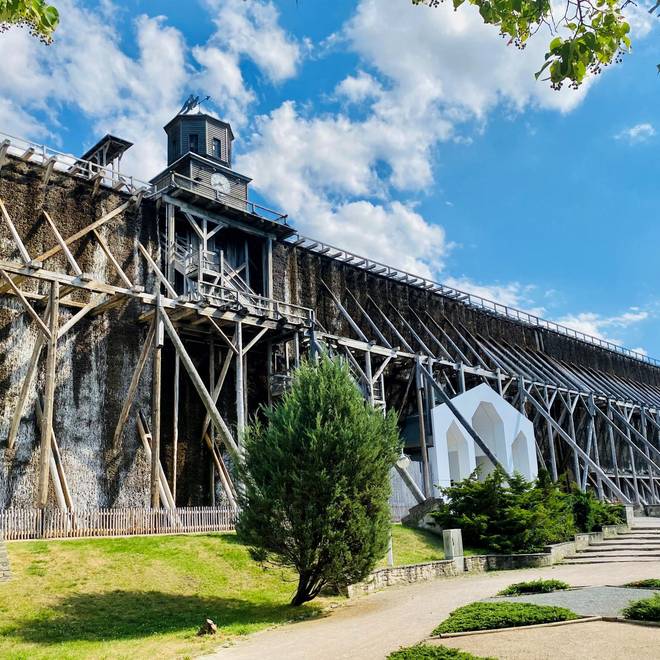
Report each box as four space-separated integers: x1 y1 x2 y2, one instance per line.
430 383 538 491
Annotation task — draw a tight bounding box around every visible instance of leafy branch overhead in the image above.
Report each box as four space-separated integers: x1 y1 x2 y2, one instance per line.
0 0 59 43
414 0 638 88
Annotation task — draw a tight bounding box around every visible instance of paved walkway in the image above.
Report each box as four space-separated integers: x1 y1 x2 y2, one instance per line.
205 524 660 660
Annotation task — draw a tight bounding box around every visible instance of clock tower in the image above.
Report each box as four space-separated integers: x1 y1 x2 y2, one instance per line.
151 109 252 209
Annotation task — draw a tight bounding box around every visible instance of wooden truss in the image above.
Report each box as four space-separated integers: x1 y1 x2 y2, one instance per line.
0 194 311 510
313 278 660 506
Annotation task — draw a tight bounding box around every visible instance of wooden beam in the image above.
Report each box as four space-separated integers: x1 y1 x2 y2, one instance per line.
0 199 31 264
57 295 105 338
160 307 241 458
37 281 59 508
137 412 175 510
137 242 178 298
92 228 133 288
0 201 131 295
242 327 269 355
151 310 162 509
0 269 51 338
36 396 73 511
204 432 237 509
42 211 83 276
112 320 155 448
172 353 179 503
7 300 50 449
199 346 234 446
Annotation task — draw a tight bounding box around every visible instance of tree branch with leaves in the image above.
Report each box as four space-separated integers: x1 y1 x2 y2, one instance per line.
414 0 637 88
0 0 59 43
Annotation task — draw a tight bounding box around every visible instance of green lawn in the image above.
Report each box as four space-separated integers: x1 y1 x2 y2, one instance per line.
0 533 333 659
382 525 446 567
0 525 478 658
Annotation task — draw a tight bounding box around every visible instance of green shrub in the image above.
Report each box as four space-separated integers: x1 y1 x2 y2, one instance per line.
433 601 580 635
498 578 571 596
623 593 660 621
388 645 494 660
625 579 660 590
431 468 575 554
570 488 625 532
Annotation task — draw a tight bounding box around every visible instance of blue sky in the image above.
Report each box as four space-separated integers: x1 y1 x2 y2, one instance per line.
1 0 658 356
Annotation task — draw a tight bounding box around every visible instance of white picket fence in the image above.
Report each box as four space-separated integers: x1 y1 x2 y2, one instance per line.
0 506 237 541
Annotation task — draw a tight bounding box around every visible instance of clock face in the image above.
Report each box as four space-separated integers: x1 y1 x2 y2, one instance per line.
211 172 231 195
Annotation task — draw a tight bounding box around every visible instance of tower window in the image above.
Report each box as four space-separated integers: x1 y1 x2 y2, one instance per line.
212 138 223 160
189 134 199 153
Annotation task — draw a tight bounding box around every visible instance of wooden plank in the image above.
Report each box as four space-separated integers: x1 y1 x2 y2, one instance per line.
112 320 155 448
0 198 31 264
172 353 179 503
38 281 59 508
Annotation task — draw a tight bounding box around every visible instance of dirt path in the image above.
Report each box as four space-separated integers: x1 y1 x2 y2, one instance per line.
204 557 660 660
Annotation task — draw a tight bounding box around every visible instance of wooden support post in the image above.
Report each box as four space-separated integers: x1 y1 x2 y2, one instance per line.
172 352 179 504
235 321 245 443
415 359 432 498
567 395 581 490
137 413 175 510
38 281 59 508
7 300 50 449
544 388 559 481
166 203 175 285
151 296 163 509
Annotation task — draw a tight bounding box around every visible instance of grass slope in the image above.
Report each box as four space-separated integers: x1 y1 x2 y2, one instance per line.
0 533 331 659
433 601 579 635
381 526 445 567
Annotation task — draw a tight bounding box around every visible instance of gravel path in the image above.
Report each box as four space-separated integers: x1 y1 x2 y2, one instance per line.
204 551 660 660
487 585 658 617
438 620 660 660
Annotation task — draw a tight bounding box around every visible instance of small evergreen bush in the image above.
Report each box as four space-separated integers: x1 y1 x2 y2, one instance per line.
388 645 494 660
237 357 400 605
625 579 660 590
431 468 575 554
498 578 571 596
623 593 660 621
433 601 579 635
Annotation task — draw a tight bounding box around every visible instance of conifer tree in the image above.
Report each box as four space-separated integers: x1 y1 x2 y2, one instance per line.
237 357 400 606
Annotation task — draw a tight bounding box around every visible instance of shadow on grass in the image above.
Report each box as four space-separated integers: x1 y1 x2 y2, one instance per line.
8 590 322 644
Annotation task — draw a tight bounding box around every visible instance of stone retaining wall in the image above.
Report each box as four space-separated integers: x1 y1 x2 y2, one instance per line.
347 524 631 597
0 539 10 582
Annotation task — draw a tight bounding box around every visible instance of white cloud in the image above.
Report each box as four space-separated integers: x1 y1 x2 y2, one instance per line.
202 0 302 84
615 122 656 144
556 309 649 345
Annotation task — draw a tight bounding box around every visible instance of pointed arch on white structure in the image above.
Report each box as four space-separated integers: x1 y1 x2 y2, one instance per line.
447 420 471 484
471 401 507 481
429 383 538 495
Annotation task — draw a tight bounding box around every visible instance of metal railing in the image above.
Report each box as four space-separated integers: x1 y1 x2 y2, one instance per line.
153 171 289 224
286 232 659 368
0 131 153 195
